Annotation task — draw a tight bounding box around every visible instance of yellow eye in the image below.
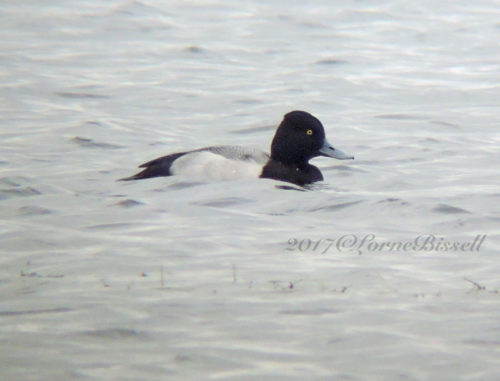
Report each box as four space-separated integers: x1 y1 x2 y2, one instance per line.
306 129 313 135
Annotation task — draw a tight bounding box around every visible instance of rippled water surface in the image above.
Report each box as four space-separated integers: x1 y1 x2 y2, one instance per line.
1 1 500 380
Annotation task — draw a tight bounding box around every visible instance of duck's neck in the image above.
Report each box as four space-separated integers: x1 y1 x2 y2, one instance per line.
270 143 311 169
260 160 323 185
272 156 308 169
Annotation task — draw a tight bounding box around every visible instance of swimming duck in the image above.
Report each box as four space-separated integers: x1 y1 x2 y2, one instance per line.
120 110 354 186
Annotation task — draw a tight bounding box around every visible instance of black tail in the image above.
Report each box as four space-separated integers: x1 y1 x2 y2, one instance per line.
118 152 187 181
118 168 159 181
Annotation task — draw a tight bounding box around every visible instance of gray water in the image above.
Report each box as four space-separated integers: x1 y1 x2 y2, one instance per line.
1 1 500 380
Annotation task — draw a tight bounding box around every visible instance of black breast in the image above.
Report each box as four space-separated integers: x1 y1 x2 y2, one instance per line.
260 160 323 186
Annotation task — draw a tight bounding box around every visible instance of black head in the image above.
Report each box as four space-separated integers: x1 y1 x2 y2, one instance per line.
270 110 326 168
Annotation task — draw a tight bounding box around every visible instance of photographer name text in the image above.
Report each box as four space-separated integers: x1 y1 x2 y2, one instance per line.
286 234 486 255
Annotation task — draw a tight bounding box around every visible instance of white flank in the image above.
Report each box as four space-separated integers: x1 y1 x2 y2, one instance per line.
170 151 263 180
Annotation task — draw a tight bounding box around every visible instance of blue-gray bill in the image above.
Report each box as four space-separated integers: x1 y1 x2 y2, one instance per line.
318 139 354 160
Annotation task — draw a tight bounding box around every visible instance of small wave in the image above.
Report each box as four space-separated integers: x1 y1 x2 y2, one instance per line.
72 137 123 149
18 205 53 216
185 46 206 54
433 204 471 214
377 198 409 206
0 186 41 200
231 125 274 135
196 197 253 208
168 181 205 190
375 114 427 120
315 58 348 65
114 199 144 208
55 91 110 99
0 307 71 317
309 200 363 212
82 328 148 339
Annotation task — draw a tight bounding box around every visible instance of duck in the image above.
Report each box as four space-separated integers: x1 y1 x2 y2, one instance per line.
120 110 354 186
